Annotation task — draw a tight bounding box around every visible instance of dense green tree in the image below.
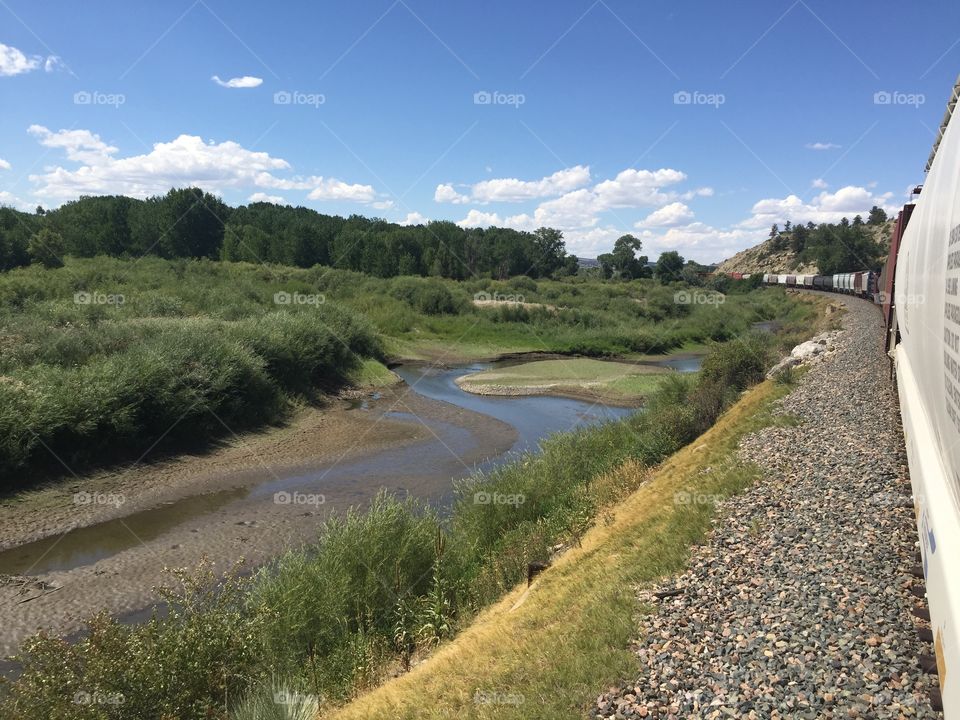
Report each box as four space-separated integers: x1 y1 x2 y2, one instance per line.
655 250 685 283
867 206 888 225
157 188 229 259
27 227 66 268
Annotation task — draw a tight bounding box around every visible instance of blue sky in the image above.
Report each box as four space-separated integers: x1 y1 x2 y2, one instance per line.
1 0 959 261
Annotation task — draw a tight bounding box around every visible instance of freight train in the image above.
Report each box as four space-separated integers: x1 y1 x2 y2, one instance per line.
746 75 960 719
760 271 876 297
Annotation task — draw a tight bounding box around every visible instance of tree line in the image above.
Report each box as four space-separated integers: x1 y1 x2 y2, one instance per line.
0 188 577 279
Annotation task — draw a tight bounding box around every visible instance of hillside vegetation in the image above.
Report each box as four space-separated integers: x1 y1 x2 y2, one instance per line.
717 210 893 275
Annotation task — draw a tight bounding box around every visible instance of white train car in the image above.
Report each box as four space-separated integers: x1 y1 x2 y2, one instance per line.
892 75 960 718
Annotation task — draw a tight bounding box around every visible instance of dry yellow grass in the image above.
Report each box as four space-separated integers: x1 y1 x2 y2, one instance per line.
324 380 787 720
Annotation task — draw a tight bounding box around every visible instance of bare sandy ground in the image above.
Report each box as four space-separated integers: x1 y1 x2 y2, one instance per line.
0 382 516 660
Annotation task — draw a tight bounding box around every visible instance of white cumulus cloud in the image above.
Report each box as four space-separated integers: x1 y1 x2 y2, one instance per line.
0 42 40 76
741 186 895 229
636 201 694 228
212 75 263 89
435 165 591 204
805 142 841 151
399 211 429 226
0 43 62 76
307 178 377 203
456 209 503 228
24 126 382 207
247 192 286 204
0 158 10 170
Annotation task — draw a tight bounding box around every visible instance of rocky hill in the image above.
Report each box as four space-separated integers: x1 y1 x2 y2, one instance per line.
716 220 894 275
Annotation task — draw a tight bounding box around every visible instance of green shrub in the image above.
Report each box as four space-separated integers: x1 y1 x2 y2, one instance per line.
698 333 772 390
0 561 265 720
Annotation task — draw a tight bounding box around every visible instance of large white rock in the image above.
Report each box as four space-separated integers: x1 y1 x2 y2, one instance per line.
791 340 826 360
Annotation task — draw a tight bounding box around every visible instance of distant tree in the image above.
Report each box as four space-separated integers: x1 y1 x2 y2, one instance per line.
597 252 615 279
530 227 566 277
558 254 580 276
867 206 888 225
769 223 780 239
655 250 685 284
783 220 792 232
611 234 645 278
680 261 705 286
790 224 808 253
852 214 864 227
158 188 229 259
28 227 66 268
635 255 652 278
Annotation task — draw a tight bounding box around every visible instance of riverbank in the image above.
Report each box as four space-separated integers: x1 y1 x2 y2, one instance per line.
0 379 518 659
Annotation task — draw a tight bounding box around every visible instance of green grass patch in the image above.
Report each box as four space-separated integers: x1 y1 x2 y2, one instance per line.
456 358 670 404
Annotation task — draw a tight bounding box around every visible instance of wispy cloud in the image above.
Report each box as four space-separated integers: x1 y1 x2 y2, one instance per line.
211 74 263 89
0 42 61 76
805 141 841 151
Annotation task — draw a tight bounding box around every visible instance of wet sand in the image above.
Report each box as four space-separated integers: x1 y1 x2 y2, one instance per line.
0 381 517 659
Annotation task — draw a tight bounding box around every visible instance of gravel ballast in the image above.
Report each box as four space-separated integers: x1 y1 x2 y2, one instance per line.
593 295 942 719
